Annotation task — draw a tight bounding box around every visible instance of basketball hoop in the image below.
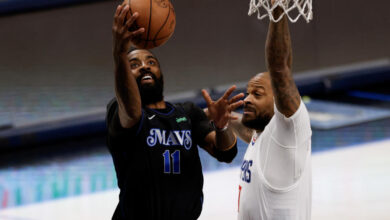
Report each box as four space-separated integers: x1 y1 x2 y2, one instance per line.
248 0 313 23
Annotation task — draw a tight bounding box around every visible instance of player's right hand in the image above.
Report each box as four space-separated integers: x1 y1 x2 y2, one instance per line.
112 5 144 55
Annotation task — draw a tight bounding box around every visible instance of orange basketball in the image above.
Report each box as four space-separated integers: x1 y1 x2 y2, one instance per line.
123 0 176 49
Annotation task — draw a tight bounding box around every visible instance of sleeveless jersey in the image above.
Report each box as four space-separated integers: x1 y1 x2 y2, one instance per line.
106 99 212 220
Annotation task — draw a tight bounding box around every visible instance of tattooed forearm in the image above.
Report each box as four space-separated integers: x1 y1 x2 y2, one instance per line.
230 112 253 143
266 7 301 117
270 71 300 117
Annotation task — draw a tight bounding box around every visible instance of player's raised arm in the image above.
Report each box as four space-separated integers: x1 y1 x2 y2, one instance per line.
112 5 144 128
201 86 244 162
203 93 252 144
266 5 301 117
204 111 253 144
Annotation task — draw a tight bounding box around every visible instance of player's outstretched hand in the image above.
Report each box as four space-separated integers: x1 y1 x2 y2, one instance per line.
202 86 244 129
112 5 144 55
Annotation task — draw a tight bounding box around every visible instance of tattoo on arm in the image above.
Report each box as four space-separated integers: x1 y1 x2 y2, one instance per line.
266 7 301 117
230 112 253 144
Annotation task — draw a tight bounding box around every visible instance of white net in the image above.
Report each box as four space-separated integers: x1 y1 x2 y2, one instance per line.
248 0 313 23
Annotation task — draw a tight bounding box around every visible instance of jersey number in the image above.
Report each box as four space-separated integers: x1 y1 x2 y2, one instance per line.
240 160 252 183
163 150 180 174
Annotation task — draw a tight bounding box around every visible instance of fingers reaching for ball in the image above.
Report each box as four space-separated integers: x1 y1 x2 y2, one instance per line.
124 12 145 39
112 5 144 55
114 5 144 36
113 4 127 28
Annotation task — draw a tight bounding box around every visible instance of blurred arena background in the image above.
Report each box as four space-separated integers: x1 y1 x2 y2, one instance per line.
0 0 389 219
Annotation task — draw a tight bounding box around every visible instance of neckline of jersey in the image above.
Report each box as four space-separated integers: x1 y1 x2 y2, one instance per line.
146 102 175 116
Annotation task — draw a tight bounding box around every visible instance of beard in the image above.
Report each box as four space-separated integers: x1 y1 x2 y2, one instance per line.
242 112 272 131
136 70 164 106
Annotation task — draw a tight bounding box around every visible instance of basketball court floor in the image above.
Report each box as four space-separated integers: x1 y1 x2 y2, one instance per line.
0 138 389 220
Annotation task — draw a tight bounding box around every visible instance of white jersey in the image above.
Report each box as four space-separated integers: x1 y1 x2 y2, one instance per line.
238 100 312 220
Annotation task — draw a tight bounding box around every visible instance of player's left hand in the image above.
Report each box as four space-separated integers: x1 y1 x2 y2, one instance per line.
201 86 244 129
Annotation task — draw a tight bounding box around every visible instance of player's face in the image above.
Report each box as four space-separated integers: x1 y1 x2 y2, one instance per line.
127 49 164 105
241 73 274 131
127 49 162 86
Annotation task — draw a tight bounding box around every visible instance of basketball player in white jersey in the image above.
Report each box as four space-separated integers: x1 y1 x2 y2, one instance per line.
230 2 312 219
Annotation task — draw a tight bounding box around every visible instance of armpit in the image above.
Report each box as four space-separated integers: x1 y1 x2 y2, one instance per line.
273 100 312 146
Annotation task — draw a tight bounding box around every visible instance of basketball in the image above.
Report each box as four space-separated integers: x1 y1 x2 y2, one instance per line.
122 0 176 49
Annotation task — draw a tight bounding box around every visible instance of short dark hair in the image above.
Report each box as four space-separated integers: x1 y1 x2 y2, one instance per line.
127 47 156 56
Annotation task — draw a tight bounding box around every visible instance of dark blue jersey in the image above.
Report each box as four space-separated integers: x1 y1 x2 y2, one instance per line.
106 98 213 220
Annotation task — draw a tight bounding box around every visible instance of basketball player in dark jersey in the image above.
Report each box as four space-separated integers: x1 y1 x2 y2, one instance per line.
107 5 244 220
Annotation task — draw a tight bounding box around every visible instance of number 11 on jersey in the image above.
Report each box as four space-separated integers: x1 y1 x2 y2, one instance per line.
163 150 180 174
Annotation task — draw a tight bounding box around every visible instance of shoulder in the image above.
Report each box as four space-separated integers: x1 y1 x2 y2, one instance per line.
175 102 204 115
106 97 145 137
173 102 197 118
107 98 148 119
274 99 310 125
106 97 118 123
175 101 198 111
174 102 213 139
272 100 312 146
107 97 117 110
